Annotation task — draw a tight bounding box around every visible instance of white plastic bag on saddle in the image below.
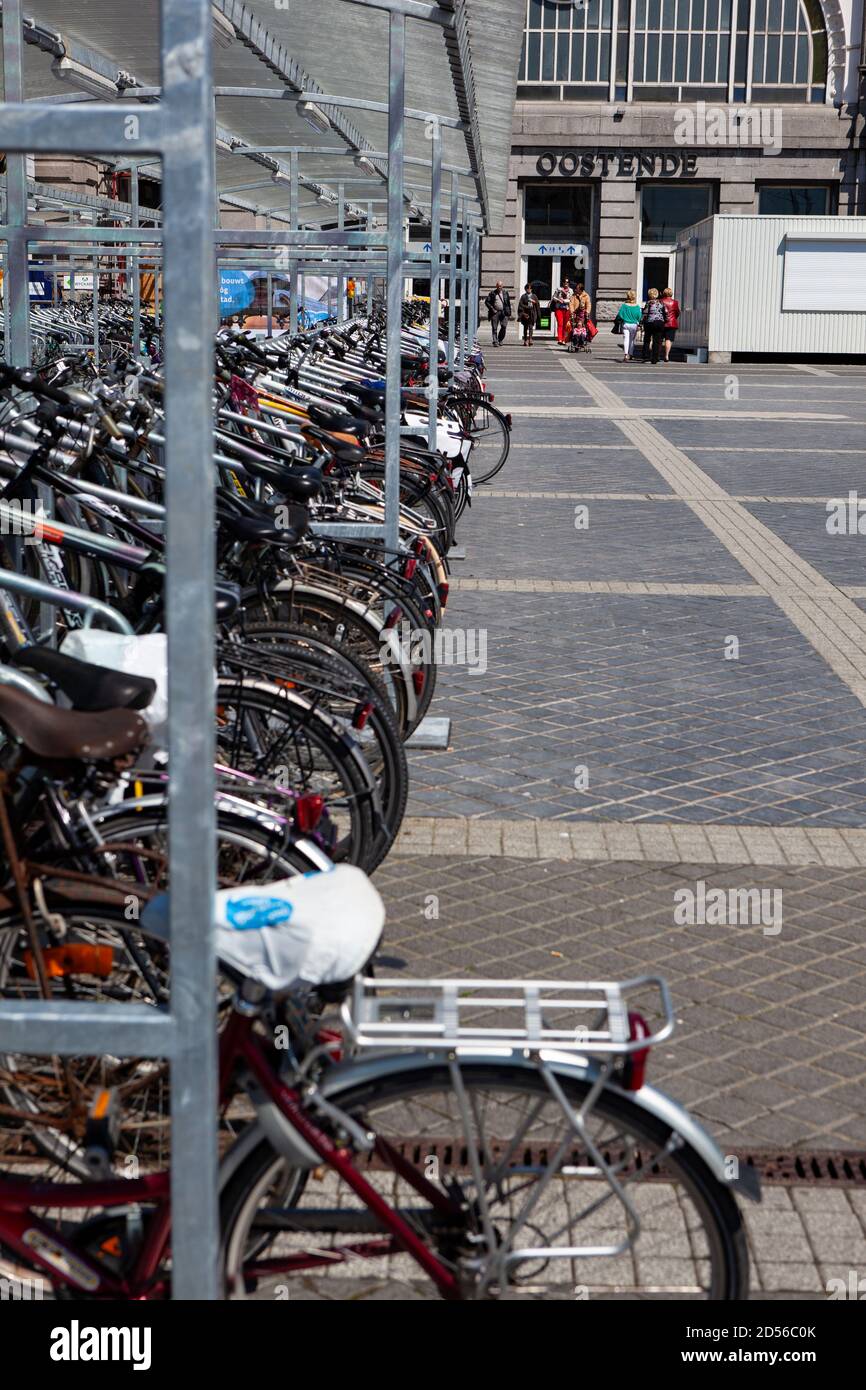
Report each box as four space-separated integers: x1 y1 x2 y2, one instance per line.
59 629 168 747
214 865 385 991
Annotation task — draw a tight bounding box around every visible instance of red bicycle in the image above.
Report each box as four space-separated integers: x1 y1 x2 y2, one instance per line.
0 867 757 1300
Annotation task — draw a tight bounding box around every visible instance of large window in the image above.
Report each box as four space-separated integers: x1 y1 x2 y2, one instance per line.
641 184 714 242
517 0 829 100
522 0 614 85
758 184 831 214
524 184 593 242
632 0 732 87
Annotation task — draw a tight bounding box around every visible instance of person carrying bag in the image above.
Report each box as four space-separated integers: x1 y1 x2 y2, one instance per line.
641 288 666 364
517 284 540 347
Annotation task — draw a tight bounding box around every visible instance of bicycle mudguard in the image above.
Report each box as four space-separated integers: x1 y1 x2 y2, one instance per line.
309 1049 762 1204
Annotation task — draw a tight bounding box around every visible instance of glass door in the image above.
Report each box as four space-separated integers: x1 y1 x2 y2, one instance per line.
639 253 671 303
522 254 560 336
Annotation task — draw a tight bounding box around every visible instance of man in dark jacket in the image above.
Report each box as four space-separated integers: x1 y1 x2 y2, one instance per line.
484 281 512 346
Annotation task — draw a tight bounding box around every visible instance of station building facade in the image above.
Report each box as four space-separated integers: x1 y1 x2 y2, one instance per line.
481 0 866 326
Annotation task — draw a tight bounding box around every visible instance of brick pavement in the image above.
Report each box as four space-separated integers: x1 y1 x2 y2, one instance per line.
360 344 866 1299
390 344 866 1154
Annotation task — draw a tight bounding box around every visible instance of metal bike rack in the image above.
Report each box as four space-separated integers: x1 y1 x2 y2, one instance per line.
0 0 219 1300
0 0 524 1298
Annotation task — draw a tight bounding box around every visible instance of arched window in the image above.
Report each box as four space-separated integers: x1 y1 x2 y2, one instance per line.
750 0 828 101
518 0 829 101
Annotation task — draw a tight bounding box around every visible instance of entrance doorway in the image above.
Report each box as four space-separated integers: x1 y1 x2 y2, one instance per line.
521 254 580 337
640 253 671 302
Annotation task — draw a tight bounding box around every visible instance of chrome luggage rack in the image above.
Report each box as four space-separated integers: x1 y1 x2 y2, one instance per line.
342 974 675 1055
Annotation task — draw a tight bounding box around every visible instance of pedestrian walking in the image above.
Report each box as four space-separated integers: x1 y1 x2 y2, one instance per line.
641 287 666 364
346 277 356 318
484 281 512 346
615 290 642 362
551 280 571 345
567 282 592 353
660 286 680 362
517 283 540 346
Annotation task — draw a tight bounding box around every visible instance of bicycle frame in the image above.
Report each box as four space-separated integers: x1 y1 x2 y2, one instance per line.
0 1004 462 1300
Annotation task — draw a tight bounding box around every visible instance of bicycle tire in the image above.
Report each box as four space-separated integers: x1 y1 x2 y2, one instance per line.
219 1062 749 1301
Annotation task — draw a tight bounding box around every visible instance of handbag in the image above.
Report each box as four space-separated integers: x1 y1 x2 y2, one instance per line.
612 315 623 335
586 318 598 340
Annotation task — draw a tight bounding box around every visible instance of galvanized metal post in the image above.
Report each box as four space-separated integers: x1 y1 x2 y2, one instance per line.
337 181 345 320
459 197 469 358
468 224 480 344
131 164 141 358
266 212 273 337
2 0 30 368
289 150 299 336
161 0 218 1301
447 170 458 372
92 254 100 368
367 201 375 314
384 6 406 555
427 118 441 452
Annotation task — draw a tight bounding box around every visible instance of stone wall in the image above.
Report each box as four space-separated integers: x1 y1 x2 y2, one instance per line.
481 100 861 324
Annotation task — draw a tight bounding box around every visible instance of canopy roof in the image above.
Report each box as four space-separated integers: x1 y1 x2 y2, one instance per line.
8 0 525 232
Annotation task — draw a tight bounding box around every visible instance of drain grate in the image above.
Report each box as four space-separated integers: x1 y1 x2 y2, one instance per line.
365 1139 866 1188
735 1150 866 1188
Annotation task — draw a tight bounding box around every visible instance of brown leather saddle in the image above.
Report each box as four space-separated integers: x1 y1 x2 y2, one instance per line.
0 685 148 762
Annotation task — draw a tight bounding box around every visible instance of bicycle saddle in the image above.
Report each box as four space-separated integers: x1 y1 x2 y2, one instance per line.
306 402 370 439
0 685 148 762
9 646 156 713
220 508 308 549
215 581 243 621
226 448 324 502
141 864 385 994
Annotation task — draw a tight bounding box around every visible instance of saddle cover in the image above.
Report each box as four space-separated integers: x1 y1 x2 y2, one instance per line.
214 864 385 990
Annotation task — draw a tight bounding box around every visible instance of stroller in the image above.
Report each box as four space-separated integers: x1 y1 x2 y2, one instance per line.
568 306 591 353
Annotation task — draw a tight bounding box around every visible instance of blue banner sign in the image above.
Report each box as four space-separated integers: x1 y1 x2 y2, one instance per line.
219 268 256 316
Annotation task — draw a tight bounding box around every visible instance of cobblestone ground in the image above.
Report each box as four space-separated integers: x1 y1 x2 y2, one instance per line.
362 342 866 1300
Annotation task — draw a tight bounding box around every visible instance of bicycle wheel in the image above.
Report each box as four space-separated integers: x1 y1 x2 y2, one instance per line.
214 678 378 868
220 1063 748 1301
457 400 510 485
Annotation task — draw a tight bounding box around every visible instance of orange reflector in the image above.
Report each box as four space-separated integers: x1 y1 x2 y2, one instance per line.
24 944 115 981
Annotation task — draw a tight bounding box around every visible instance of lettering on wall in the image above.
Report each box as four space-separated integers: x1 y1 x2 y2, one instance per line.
535 151 699 178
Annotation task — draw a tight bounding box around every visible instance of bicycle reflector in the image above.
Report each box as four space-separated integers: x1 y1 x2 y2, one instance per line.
622 1011 652 1091
25 944 114 981
412 669 425 696
353 700 373 730
403 556 418 580
504 413 513 431
293 794 325 833
438 581 449 604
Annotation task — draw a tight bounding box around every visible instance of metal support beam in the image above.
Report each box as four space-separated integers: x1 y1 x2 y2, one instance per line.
2 0 30 368
447 171 458 372
160 0 218 1302
385 6 406 556
427 118 442 452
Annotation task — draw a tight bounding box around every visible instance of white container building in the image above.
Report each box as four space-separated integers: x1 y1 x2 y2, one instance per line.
674 215 866 362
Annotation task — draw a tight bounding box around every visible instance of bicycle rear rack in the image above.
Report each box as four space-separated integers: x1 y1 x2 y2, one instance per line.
342 975 675 1056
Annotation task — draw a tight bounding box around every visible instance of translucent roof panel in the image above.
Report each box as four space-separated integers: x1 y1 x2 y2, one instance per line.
20 0 525 230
